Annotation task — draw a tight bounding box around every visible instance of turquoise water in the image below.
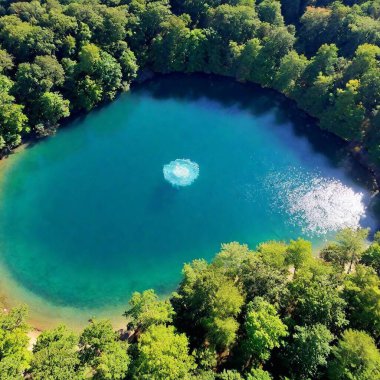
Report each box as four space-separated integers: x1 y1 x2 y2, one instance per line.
0 75 378 322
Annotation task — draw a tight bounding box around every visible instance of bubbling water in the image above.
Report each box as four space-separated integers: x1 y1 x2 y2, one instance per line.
265 169 367 236
163 159 199 187
288 178 366 235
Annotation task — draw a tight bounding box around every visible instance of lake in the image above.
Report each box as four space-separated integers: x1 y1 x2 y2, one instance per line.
0 74 377 328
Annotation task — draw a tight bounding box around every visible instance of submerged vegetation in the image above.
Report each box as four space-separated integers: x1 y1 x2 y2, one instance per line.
1 228 380 379
0 0 379 167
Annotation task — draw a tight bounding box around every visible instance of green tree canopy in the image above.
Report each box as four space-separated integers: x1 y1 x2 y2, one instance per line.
343 265 380 341
243 297 288 364
328 329 380 380
286 323 334 379
321 228 369 272
361 239 380 275
285 238 312 272
173 258 244 351
79 319 130 379
0 306 30 380
30 325 81 380
132 324 196 380
287 261 347 331
124 289 174 331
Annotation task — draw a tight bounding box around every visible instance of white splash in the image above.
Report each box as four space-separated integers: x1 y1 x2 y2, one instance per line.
266 169 366 236
163 159 199 187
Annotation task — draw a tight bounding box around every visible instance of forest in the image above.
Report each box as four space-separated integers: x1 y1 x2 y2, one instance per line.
1 0 380 379
1 228 380 379
0 0 379 166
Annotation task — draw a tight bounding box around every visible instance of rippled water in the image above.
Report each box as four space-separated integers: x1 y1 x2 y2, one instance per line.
266 170 367 235
0 74 377 327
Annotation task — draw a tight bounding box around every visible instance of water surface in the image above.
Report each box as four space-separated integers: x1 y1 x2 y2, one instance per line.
0 74 377 327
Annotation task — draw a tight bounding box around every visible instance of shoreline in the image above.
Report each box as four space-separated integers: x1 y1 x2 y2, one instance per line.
0 260 127 332
0 72 378 334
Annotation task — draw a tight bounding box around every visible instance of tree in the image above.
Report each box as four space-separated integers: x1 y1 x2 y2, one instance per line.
0 75 29 149
37 91 70 127
257 0 284 26
186 28 208 73
0 306 31 380
361 240 380 275
78 43 101 74
212 242 255 278
367 108 380 165
246 368 272 380
285 238 312 273
342 265 380 341
192 346 217 374
127 0 172 57
14 55 65 119
79 319 129 380
273 50 308 95
119 48 139 82
79 319 118 364
287 262 347 331
151 15 190 73
30 325 81 380
61 35 76 58
0 48 13 73
34 55 65 88
212 242 288 304
298 73 335 117
320 80 366 142
217 370 244 379
75 75 103 111
251 26 296 86
298 7 332 55
243 297 288 364
244 259 289 305
124 289 174 331
302 44 339 85
346 44 380 80
322 228 369 273
173 259 244 351
132 324 195 380
0 15 55 60
359 67 380 111
257 241 287 269
97 7 127 45
78 43 123 100
8 1 45 24
286 324 334 379
235 38 262 81
92 50 122 100
206 5 259 44
92 341 130 380
320 243 347 269
328 329 380 380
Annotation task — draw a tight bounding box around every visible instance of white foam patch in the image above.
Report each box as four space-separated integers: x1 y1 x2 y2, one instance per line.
265 169 366 236
163 159 199 187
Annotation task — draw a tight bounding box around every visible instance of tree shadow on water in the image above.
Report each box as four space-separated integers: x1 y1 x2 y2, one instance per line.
133 73 374 189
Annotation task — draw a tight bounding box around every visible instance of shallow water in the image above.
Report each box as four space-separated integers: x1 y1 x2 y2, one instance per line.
0 74 378 328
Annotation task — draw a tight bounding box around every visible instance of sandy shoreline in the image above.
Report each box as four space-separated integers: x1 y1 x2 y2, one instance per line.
27 329 41 351
0 265 127 333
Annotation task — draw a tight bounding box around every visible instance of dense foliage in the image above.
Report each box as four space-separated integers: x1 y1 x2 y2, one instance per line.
0 0 379 168
1 227 380 379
